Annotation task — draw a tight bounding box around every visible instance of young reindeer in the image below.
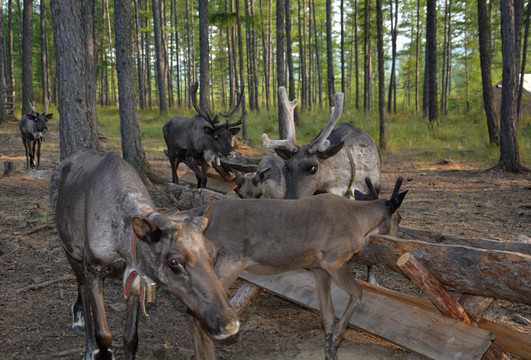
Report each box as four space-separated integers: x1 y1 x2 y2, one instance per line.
178 178 407 360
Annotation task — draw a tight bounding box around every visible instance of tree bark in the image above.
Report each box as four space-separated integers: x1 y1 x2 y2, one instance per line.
326 0 335 108
415 0 420 112
40 0 50 107
0 0 6 123
236 0 247 139
297 0 307 109
198 0 210 114
311 0 322 109
377 0 386 149
21 0 33 115
517 0 531 121
153 0 168 113
426 0 438 124
364 0 371 113
498 0 528 173
277 0 287 138
7 0 15 107
134 0 146 110
351 234 531 305
51 0 99 160
114 0 153 184
286 0 297 120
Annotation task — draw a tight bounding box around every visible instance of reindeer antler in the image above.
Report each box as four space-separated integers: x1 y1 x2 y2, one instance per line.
43 100 50 114
391 177 403 199
191 82 218 125
364 177 379 199
262 86 298 153
309 92 345 153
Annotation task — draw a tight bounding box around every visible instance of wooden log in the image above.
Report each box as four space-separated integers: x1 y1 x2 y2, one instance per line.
351 235 531 305
230 282 263 316
398 226 531 255
459 294 496 322
241 270 494 360
397 253 475 325
165 182 232 210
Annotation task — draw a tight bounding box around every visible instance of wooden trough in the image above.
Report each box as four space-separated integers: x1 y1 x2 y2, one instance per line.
167 176 531 360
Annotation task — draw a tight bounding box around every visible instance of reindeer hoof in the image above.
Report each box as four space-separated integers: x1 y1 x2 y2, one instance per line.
323 334 339 360
88 348 114 360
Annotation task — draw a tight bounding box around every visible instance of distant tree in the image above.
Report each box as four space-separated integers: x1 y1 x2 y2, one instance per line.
7 0 15 105
152 0 168 113
199 0 210 113
51 0 99 160
21 0 33 115
377 0 386 149
517 0 531 121
0 0 6 124
286 0 298 120
114 0 160 183
326 0 335 107
478 0 499 145
277 0 287 138
364 0 372 113
40 0 50 107
426 0 438 125
497 0 529 173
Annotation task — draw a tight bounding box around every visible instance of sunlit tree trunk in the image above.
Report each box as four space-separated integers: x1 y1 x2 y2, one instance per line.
377 0 386 149
134 0 146 110
311 0 322 109
427 0 438 125
0 0 6 123
364 0 371 113
198 0 210 113
326 0 335 108
153 0 168 113
277 0 287 138
21 0 33 115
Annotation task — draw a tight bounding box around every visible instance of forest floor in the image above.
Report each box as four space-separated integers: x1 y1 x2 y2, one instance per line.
0 118 530 360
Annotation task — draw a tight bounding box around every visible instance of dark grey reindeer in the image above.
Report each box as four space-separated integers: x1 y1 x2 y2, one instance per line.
163 83 243 188
19 101 52 170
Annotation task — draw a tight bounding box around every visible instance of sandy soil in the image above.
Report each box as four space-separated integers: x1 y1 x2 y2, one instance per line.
0 118 529 360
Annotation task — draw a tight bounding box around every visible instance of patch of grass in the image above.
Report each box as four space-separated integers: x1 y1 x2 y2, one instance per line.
90 104 530 167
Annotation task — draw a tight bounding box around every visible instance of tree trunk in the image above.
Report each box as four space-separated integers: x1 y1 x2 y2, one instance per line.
517 0 531 121
326 0 335 108
153 0 168 113
7 0 15 107
236 0 247 139
0 0 6 123
377 0 386 149
426 0 438 125
311 0 322 109
286 0 297 120
40 0 50 107
364 0 371 113
497 0 527 173
114 0 152 183
83 0 98 133
51 0 99 161
134 0 146 110
415 0 420 112
355 0 359 110
277 0 287 139
340 0 345 94
297 0 307 109
387 0 397 114
21 0 33 115
198 0 210 114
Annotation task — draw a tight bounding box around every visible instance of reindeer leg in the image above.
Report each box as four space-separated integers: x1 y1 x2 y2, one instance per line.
36 138 41 170
312 268 337 360
85 272 114 359
123 295 140 360
169 155 180 184
22 137 30 170
186 154 204 188
31 139 37 168
326 264 363 359
366 265 379 285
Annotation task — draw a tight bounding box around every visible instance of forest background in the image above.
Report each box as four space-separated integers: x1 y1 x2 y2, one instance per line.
0 0 529 173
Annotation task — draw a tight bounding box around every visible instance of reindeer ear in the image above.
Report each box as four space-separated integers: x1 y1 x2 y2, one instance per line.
389 190 408 214
133 215 162 244
229 127 240 136
26 114 36 120
317 141 344 159
232 170 245 185
189 216 209 232
203 126 214 135
354 190 372 201
45 113 53 120
274 148 294 160
258 165 273 181
203 201 216 221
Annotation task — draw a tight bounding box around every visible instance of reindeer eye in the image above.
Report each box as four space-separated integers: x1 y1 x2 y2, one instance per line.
167 257 186 274
309 165 318 174
213 134 219 140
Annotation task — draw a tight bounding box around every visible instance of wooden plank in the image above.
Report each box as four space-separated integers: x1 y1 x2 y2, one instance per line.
351 235 531 305
398 226 531 255
240 270 494 360
179 171 237 194
478 319 531 360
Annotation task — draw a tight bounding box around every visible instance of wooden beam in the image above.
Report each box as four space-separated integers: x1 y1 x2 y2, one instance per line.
240 270 494 360
351 235 531 305
230 282 263 316
397 253 475 325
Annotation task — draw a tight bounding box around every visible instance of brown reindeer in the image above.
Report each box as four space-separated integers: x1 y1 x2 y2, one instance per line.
175 178 407 360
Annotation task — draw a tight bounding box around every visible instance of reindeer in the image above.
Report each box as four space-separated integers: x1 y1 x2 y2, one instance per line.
19 101 52 170
175 178 407 360
232 153 287 199
51 149 239 359
262 87 381 199
163 83 243 188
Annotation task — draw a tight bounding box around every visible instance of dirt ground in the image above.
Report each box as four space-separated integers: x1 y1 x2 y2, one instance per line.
0 118 530 360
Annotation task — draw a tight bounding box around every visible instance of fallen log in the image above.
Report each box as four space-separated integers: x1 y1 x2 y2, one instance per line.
398 226 531 255
351 235 531 305
165 182 231 210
